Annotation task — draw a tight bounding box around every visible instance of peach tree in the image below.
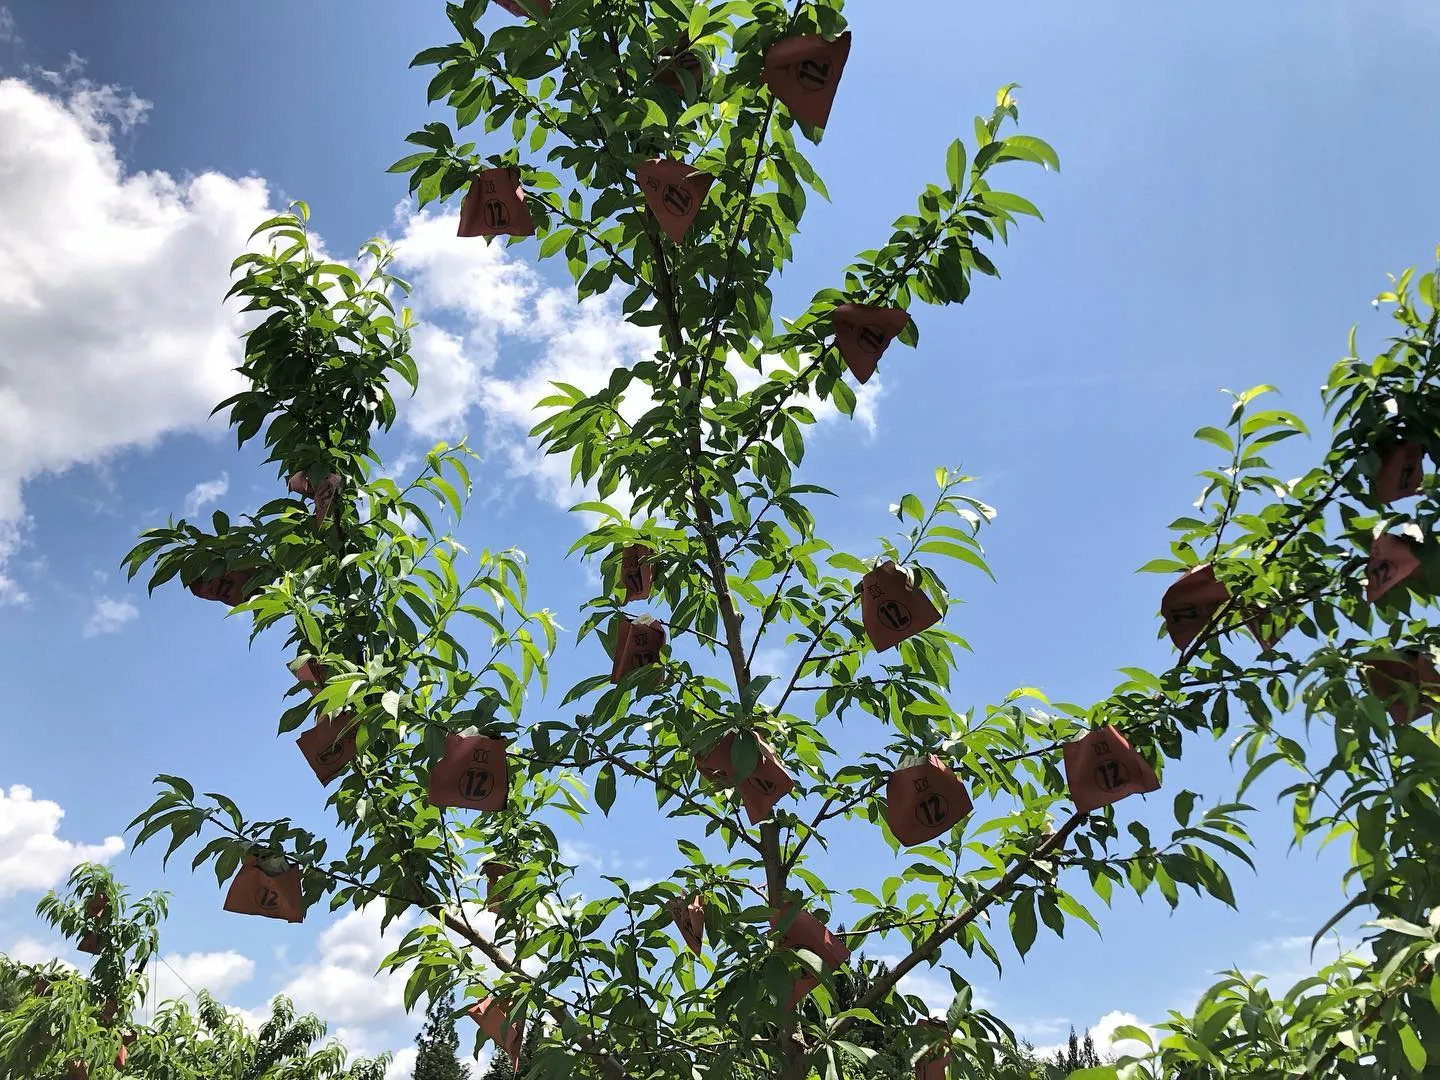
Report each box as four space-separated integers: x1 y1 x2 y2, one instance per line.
122 1 1440 1078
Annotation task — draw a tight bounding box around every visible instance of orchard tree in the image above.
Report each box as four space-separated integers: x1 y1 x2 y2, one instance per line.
0 864 388 1079
119 1 1440 1078
414 990 472 1080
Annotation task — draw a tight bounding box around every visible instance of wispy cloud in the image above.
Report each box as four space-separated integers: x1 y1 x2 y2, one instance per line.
182 472 229 518
83 596 137 637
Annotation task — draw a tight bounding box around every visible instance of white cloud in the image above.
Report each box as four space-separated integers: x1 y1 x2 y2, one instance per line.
0 785 123 897
0 74 272 590
269 904 419 1027
82 595 138 637
0 7 17 45
6 937 69 966
149 949 255 1005
182 472 229 518
1091 1009 1153 1059
559 839 606 871
0 518 27 606
390 204 883 514
383 1047 419 1080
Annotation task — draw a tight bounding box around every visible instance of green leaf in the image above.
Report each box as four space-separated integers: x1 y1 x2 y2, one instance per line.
1009 891 1037 956
594 764 616 815
945 138 966 188
1194 425 1234 452
997 134 1061 172
1400 1023 1426 1072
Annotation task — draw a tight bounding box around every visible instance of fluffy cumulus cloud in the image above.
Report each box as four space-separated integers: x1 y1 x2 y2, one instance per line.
0 785 123 898
0 71 273 590
270 904 419 1028
1090 1009 1154 1059
390 203 882 512
239 902 498 1072
82 595 138 637
149 949 256 1005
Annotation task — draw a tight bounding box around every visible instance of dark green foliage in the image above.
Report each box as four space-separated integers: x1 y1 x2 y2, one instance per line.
110 0 1440 1076
0 864 388 1078
478 1022 541 1080
414 990 471 1080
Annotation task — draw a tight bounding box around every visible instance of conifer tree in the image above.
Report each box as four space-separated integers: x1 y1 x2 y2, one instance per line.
413 990 471 1080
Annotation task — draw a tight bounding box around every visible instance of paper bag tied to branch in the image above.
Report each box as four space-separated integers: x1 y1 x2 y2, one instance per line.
188 569 252 605
1160 564 1229 649
831 303 909 384
762 31 852 128
427 734 509 812
1063 724 1159 815
636 159 712 244
223 856 304 923
886 755 973 847
296 711 357 786
861 561 940 651
771 907 850 1007
1364 650 1440 725
668 894 705 955
1367 533 1422 603
611 617 666 683
458 167 535 238
1375 442 1424 504
469 996 524 1071
620 544 654 602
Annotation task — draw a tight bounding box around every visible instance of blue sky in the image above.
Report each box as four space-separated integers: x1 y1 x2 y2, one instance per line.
2 0 1439 1072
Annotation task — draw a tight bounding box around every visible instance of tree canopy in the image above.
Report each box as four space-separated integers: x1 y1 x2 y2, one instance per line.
76 1 1440 1077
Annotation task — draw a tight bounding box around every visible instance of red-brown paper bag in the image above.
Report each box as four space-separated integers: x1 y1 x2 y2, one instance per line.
78 932 102 955
494 0 549 15
668 894 705 955
1161 564 1229 649
832 304 909 384
188 569 252 606
427 734 509 811
610 617 666 683
620 544 654 603
763 31 852 129
85 892 108 919
636 159 713 244
861 561 941 651
1367 533 1422 603
739 749 795 824
886 755 973 847
696 733 794 822
289 656 326 694
655 47 706 98
771 907 851 1006
223 856 305 923
288 471 342 527
1364 651 1440 725
1063 724 1160 815
458 168 536 238
295 712 357 786
1376 442 1424 504
469 996 523 1071
1244 607 1290 652
915 1019 950 1080
483 861 514 912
